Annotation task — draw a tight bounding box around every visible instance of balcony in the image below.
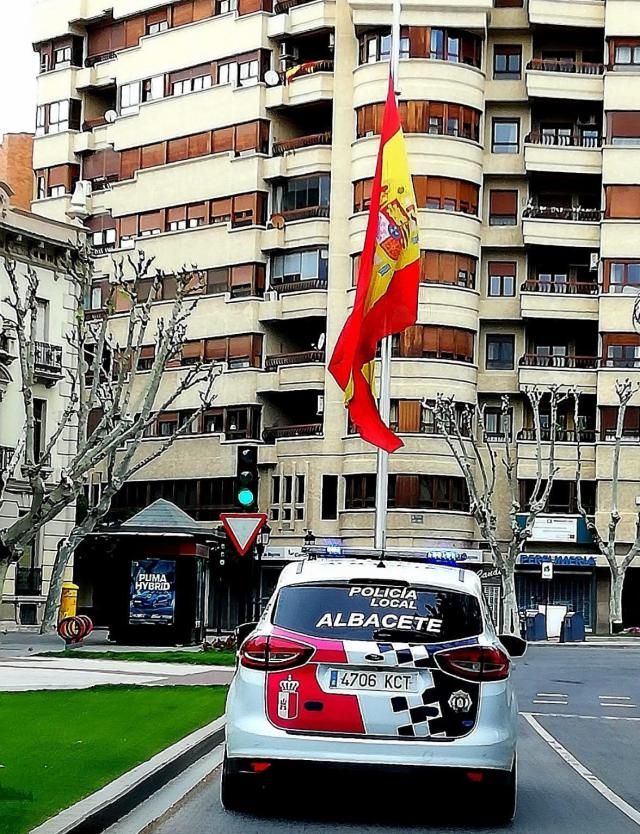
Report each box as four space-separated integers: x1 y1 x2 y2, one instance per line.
266 133 332 180
265 349 325 370
266 61 335 109
518 353 598 392
274 0 315 11
522 205 601 249
263 422 323 442
519 354 598 369
34 341 63 385
517 428 596 443
15 567 43 597
528 0 605 29
273 277 328 295
520 278 599 320
524 130 602 176
526 59 604 102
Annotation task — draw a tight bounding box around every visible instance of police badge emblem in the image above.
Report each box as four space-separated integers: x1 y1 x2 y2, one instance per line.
277 675 300 720
448 690 473 713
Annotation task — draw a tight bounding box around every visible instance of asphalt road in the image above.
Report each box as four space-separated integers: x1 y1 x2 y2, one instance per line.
152 645 640 834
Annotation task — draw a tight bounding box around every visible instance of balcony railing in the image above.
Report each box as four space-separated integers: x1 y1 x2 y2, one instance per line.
263 422 323 442
274 0 315 11
523 205 601 222
85 52 117 67
279 206 330 222
525 131 601 148
521 279 599 295
0 445 14 472
280 59 335 84
273 132 333 156
15 567 43 596
518 428 596 443
526 58 604 75
34 342 63 381
265 350 325 370
82 115 109 132
599 357 640 369
519 354 598 369
272 277 328 295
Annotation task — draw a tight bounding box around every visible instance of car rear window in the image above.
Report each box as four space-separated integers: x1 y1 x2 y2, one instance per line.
272 582 483 642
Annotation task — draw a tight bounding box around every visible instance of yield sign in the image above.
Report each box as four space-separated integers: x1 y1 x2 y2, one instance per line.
220 513 267 557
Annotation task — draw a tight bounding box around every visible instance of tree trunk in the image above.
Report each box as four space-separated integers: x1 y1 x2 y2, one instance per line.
610 568 626 634
0 557 11 610
40 539 75 634
501 567 520 635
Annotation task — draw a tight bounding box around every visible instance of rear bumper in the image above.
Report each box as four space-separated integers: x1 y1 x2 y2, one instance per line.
226 672 517 773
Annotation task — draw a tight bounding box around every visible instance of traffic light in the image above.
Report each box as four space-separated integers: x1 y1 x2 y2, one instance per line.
236 445 259 510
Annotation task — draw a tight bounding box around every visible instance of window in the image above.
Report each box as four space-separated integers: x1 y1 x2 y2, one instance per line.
218 62 236 85
489 189 518 225
345 474 377 509
36 176 46 200
321 475 338 520
270 248 328 287
146 19 168 35
173 73 212 96
488 262 516 297
238 59 259 86
388 475 469 511
392 325 474 363
601 406 640 440
33 399 47 464
120 82 141 114
494 45 521 79
54 46 72 66
357 101 480 142
40 52 49 73
216 0 238 12
492 119 519 153
607 344 640 368
142 75 164 102
280 175 331 213
91 228 117 247
607 112 640 146
605 260 640 292
486 334 515 370
419 251 477 288
612 40 640 68
484 407 512 440
35 299 49 343
48 100 69 133
606 186 640 219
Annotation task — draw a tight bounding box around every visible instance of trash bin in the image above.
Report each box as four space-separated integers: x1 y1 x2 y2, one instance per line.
560 612 585 643
523 611 547 642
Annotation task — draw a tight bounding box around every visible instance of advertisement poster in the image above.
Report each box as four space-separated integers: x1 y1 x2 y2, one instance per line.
129 559 176 625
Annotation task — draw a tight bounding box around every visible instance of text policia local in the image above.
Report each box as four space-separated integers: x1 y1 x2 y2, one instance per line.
314 586 443 633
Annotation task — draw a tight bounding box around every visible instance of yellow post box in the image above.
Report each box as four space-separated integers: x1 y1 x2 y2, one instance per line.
58 582 79 623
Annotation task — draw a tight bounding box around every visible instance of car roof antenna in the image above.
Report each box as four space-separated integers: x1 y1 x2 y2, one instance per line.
377 549 386 569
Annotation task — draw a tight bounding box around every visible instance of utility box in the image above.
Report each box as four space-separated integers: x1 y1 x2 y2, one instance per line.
560 612 585 643
523 611 547 642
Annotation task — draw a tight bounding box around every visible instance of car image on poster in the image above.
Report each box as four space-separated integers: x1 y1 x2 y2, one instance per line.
129 559 176 625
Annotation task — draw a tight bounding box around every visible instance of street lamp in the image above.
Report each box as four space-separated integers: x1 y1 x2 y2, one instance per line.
254 523 271 620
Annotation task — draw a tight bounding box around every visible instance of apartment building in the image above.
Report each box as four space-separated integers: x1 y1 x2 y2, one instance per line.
30 0 640 632
0 134 35 211
0 182 83 627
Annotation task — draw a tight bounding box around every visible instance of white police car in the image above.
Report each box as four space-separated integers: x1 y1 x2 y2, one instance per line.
223 557 525 823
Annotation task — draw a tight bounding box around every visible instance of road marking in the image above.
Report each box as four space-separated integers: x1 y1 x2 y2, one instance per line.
601 704 638 709
600 696 631 700
537 693 568 697
527 711 640 722
533 699 568 705
523 713 640 827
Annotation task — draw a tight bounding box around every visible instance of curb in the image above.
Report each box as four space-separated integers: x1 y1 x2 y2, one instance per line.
30 716 225 834
529 640 640 647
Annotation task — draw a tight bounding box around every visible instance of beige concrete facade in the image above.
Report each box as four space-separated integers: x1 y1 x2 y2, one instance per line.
30 0 640 628
0 186 83 627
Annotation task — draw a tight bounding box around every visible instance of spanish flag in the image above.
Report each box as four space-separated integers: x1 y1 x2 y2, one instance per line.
329 75 420 453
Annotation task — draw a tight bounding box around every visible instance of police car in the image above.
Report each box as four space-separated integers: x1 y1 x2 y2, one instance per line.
223 557 526 823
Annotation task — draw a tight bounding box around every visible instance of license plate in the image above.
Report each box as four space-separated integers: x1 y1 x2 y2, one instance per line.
328 669 419 693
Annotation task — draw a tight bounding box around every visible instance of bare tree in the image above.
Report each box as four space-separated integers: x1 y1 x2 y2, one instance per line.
575 381 640 632
428 386 568 633
0 248 219 630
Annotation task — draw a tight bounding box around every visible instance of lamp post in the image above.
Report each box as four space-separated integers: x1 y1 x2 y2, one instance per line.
254 523 271 620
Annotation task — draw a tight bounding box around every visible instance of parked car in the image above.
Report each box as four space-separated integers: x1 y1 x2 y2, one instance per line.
223 557 526 823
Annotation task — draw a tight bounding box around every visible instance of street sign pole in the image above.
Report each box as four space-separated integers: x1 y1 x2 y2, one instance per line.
542 561 553 638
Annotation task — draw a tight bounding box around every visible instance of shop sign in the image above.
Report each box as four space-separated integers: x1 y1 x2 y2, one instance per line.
528 516 578 543
262 546 304 562
518 553 596 567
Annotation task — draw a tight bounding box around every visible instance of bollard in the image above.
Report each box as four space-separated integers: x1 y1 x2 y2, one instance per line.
58 582 79 624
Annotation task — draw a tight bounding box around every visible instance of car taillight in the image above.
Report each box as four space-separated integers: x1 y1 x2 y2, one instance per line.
240 634 314 670
435 646 510 682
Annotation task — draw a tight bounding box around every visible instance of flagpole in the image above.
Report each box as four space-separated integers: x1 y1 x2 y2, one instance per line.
373 0 401 555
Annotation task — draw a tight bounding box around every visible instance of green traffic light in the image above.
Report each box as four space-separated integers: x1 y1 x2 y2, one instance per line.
238 488 254 507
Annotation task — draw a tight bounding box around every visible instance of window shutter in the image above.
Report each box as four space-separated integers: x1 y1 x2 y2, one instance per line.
609 112 640 138
189 132 211 157
139 345 156 360
87 25 111 57
212 126 234 153
231 264 253 286
118 215 138 238
140 143 166 169
490 189 518 215
394 475 419 508
205 337 227 360
48 165 71 188
425 176 442 205
398 400 421 432
120 148 141 180
456 330 474 361
188 202 208 222
606 186 640 219
400 325 424 357
172 1 194 26
413 175 428 206
211 196 232 221
167 205 187 223
193 0 213 20
182 341 204 360
124 16 145 48
423 326 439 354
406 27 428 58
235 121 259 152
228 334 252 359
139 209 164 232
167 136 189 162
489 261 516 276
147 9 168 25
440 252 456 281
422 251 438 281
439 327 456 355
